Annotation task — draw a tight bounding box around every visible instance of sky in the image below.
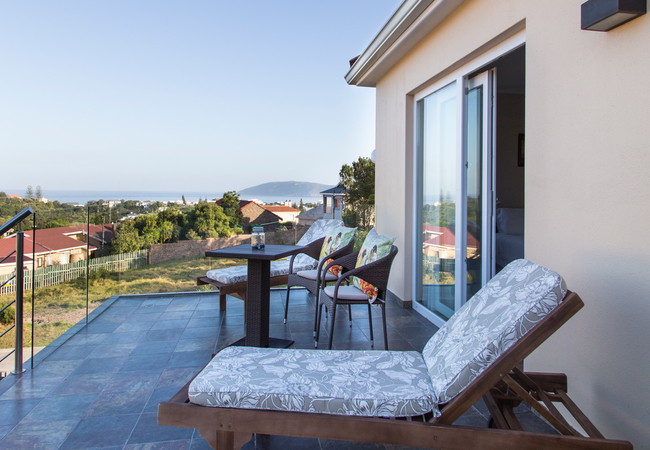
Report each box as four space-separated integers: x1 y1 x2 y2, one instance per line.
1 0 402 194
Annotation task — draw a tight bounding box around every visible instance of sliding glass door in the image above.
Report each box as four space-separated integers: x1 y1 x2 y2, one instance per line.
414 70 495 325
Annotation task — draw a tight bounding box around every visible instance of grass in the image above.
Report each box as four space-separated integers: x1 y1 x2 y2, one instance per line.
0 256 243 348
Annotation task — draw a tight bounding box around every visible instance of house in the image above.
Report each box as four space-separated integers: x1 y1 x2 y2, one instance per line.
320 185 345 220
296 206 325 227
345 0 649 446
55 224 115 249
0 228 97 275
263 205 300 224
216 199 282 232
7 194 20 199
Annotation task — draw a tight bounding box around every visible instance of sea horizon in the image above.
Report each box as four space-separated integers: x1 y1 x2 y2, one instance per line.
2 189 322 206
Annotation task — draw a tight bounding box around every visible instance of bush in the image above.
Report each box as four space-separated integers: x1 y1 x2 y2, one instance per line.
0 301 15 325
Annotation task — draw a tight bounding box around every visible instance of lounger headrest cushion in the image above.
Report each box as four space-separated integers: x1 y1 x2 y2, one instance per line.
422 259 567 405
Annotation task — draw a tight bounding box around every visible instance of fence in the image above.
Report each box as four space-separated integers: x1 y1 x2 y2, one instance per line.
0 249 149 296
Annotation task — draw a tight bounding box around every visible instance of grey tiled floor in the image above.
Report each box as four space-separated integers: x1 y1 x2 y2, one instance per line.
0 289 555 449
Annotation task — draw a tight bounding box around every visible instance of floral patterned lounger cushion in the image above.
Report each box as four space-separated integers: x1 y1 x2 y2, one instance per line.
422 258 567 407
189 346 436 417
206 219 344 285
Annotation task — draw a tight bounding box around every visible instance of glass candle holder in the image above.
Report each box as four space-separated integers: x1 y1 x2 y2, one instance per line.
251 227 265 250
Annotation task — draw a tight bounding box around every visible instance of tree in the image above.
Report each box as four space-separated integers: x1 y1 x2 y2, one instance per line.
339 157 375 228
339 157 375 205
182 195 186 205
299 198 305 213
111 220 144 254
191 203 231 238
36 185 42 199
220 191 243 228
26 185 34 199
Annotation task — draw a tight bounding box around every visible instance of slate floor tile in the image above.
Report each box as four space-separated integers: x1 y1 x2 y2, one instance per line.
84 390 152 417
102 330 148 345
126 439 192 449
133 305 169 314
0 375 63 400
0 418 78 450
87 342 138 359
115 321 155 333
50 373 112 397
59 414 139 449
0 397 44 426
72 356 127 375
128 412 193 444
22 393 98 423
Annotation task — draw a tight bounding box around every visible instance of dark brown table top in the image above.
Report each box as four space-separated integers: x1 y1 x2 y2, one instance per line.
205 243 307 261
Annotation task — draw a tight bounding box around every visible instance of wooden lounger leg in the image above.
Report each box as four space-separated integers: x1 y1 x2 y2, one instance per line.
220 293 227 311
198 428 252 450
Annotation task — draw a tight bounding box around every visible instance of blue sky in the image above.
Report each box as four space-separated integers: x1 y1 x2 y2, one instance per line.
1 0 401 193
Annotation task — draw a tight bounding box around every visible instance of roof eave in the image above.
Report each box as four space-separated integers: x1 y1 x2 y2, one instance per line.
345 0 465 87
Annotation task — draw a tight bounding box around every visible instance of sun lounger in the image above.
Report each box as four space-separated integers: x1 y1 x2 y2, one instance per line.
162 259 633 449
197 219 343 310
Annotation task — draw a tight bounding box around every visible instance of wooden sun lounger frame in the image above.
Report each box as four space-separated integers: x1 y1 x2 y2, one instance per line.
197 237 326 311
158 291 633 450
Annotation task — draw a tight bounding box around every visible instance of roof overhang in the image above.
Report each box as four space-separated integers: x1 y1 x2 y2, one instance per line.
345 0 466 87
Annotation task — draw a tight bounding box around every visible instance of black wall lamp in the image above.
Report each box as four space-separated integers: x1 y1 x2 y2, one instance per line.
581 0 647 31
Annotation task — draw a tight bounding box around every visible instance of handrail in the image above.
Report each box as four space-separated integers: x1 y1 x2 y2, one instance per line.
0 207 33 236
0 207 33 377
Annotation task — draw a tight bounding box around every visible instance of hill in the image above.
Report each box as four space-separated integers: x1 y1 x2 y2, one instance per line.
238 181 334 197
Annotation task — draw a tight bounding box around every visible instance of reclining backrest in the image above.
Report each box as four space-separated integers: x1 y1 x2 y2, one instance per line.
422 259 566 405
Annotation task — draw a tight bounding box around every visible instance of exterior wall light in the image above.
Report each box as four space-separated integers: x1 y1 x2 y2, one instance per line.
581 0 647 31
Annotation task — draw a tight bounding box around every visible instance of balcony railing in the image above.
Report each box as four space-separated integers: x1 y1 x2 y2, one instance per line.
0 207 32 377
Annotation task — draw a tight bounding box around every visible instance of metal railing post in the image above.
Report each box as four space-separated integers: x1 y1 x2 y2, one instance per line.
13 230 25 374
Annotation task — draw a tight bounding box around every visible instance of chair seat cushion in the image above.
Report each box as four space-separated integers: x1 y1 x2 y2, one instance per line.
206 260 315 285
323 285 369 301
189 346 438 418
422 259 567 405
297 270 338 282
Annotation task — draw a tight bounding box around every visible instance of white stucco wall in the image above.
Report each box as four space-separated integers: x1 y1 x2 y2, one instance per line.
368 0 650 446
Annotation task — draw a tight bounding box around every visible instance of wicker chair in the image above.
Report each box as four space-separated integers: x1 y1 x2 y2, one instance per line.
284 237 355 333
316 245 398 350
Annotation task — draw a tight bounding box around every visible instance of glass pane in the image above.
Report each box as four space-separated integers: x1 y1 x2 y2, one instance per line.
466 86 483 301
417 82 457 320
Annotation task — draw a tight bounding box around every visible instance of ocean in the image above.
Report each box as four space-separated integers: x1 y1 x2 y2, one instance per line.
3 189 322 206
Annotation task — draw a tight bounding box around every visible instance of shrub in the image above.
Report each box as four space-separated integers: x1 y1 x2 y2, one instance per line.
0 301 15 325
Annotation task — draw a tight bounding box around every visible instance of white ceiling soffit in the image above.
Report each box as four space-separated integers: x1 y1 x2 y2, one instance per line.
345 0 466 87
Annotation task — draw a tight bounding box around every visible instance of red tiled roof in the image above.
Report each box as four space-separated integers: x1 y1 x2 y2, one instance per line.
57 224 115 243
0 228 96 256
423 225 479 248
264 205 299 213
7 194 21 199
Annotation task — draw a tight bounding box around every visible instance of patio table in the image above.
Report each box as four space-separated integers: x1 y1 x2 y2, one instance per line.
206 243 307 348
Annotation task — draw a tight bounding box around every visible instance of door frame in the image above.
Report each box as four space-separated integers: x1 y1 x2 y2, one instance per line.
411 31 525 327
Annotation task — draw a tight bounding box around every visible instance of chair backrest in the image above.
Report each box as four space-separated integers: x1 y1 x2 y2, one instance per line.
421 259 567 407
294 219 344 267
296 219 344 247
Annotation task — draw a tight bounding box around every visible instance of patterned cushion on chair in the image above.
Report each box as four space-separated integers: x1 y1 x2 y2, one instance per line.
319 226 356 276
206 260 316 285
189 346 437 417
350 228 396 302
422 259 567 405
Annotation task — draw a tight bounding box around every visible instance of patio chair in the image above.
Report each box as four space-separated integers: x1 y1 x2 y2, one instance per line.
283 227 356 333
159 259 633 450
197 219 344 311
315 245 398 350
